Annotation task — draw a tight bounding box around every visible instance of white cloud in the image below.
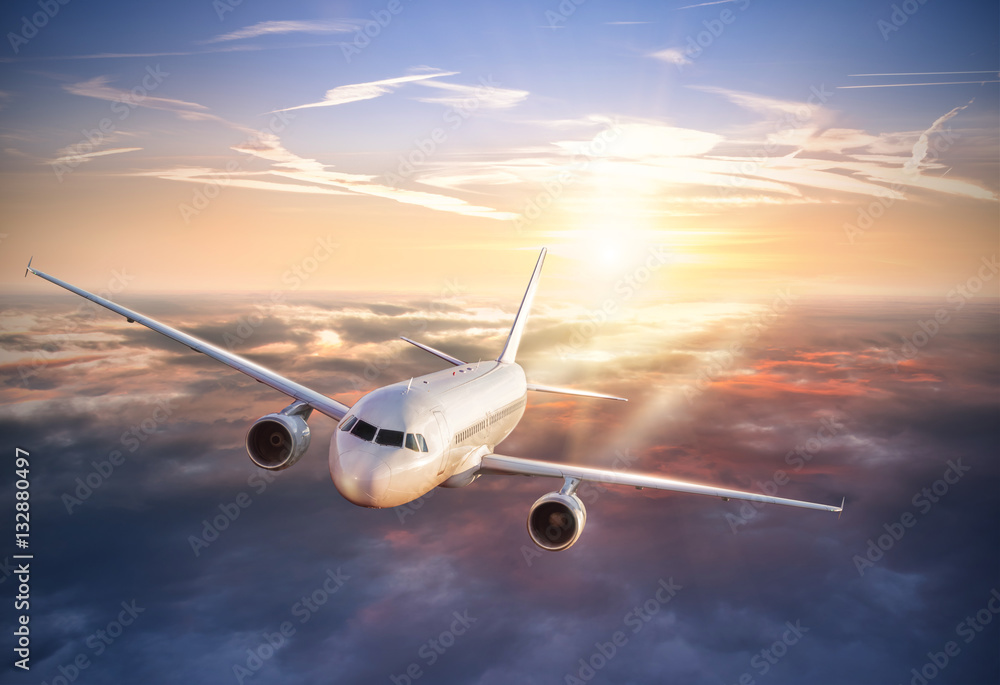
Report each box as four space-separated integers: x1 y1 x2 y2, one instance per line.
648 48 691 66
677 0 738 8
205 20 356 44
272 70 459 112
228 133 516 220
64 76 208 114
413 79 528 110
905 99 972 171
48 147 142 169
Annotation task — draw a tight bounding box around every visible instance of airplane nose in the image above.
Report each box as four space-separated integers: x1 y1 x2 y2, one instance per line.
331 448 391 507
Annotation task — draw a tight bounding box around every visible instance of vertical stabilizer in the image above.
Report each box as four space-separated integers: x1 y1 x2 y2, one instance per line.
498 248 547 363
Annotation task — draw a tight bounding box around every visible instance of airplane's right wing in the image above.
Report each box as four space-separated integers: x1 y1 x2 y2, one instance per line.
479 453 843 513
27 262 351 420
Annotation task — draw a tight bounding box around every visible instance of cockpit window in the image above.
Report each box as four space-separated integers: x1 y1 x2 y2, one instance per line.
405 433 429 452
345 418 426 451
350 419 377 442
375 428 404 447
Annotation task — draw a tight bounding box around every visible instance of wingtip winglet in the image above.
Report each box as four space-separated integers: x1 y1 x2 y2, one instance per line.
24 256 33 278
838 496 846 519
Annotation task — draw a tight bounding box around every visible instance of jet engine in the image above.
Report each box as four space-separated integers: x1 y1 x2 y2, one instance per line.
246 402 312 470
527 491 587 551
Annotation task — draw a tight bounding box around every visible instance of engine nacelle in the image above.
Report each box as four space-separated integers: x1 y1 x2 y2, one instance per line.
527 491 587 551
246 412 311 470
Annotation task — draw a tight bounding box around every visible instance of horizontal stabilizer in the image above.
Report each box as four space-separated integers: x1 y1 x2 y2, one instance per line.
400 337 465 366
526 382 627 402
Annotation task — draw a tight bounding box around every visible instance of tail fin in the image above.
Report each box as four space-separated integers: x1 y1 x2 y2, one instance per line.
498 248 546 363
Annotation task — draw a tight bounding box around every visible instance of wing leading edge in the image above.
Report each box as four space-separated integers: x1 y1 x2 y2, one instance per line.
479 453 843 513
27 264 351 420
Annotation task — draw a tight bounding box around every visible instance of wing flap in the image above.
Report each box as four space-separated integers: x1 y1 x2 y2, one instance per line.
480 453 842 513
28 265 351 420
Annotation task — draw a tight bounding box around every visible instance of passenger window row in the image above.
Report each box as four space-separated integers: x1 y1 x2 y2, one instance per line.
455 396 526 444
339 415 428 452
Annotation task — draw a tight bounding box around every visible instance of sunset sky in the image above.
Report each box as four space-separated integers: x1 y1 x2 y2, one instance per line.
1 1 998 684
0 0 997 298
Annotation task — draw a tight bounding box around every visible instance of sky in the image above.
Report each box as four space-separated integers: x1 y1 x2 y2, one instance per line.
1 0 999 684
0 0 996 297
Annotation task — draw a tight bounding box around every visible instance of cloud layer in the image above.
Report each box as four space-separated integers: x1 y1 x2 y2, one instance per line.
2 289 997 685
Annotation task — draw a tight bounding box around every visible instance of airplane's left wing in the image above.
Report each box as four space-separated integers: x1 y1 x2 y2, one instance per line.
27 263 351 420
479 453 843 513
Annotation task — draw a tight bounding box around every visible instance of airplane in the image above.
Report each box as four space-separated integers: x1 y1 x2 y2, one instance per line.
26 249 843 551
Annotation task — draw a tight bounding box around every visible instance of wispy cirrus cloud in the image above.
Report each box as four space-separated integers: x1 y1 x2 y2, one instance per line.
413 79 528 109
271 69 458 112
230 132 517 220
204 20 356 44
59 71 515 219
676 0 740 9
412 87 997 211
49 146 142 166
64 76 208 114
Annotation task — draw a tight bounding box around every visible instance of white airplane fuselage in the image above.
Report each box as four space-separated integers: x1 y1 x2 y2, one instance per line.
330 360 527 507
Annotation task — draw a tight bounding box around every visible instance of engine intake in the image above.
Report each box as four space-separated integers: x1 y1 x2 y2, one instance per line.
527 491 587 551
246 404 311 470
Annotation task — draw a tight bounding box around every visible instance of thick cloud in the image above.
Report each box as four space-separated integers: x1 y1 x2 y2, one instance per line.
1 294 997 685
